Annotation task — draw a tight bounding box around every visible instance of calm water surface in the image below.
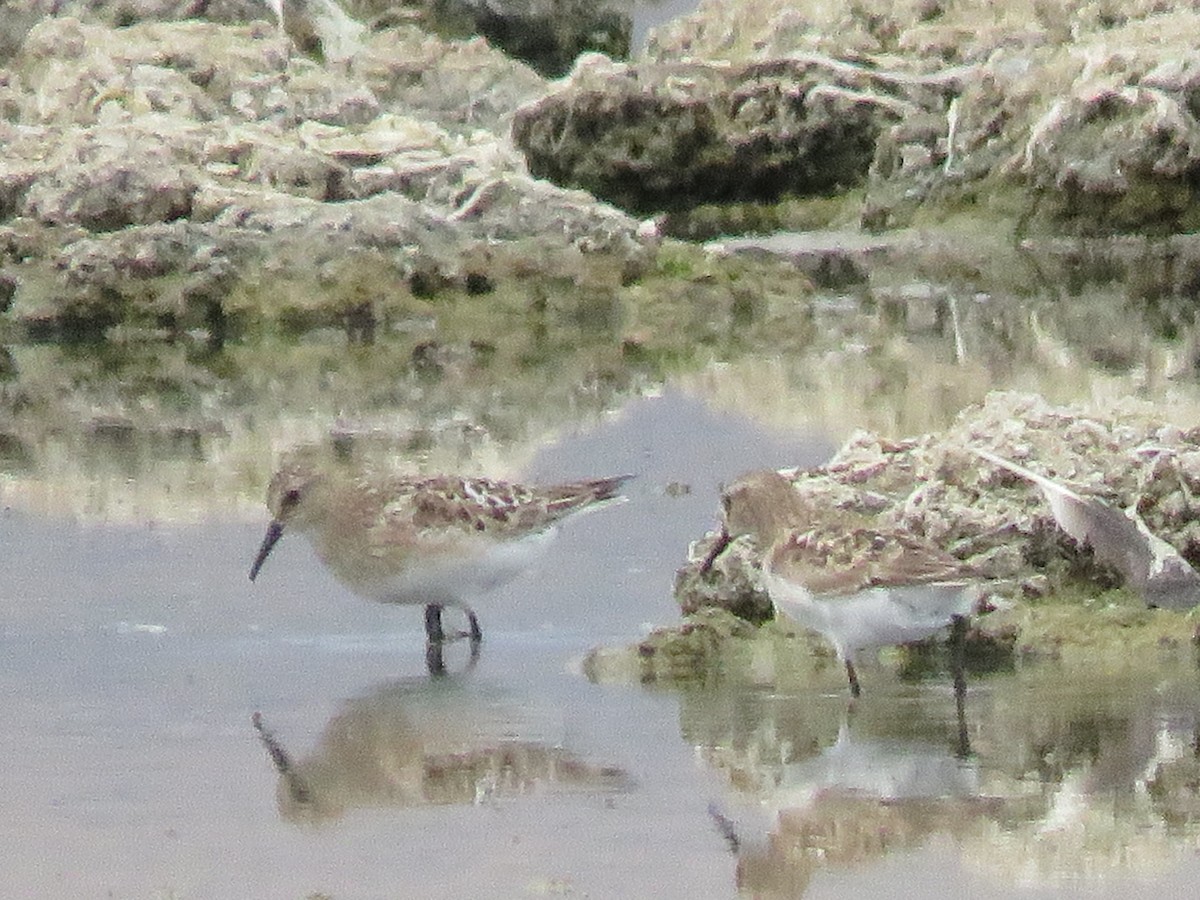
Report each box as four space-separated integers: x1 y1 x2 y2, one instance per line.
5 385 1200 898
9 240 1200 899
0 391 814 898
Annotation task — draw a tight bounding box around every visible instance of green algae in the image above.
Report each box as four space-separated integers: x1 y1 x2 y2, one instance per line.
8 225 1200 527
581 608 763 683
983 586 1200 664
664 190 865 241
586 585 1200 687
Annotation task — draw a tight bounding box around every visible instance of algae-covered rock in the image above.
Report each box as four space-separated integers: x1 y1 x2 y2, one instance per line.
676 392 1200 624
21 120 200 231
581 608 762 683
589 585 1197 687
0 16 654 336
583 392 1200 685
512 54 898 214
674 533 773 623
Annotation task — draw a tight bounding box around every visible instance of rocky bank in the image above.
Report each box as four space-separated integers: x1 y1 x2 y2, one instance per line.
517 0 1200 237
0 4 653 338
4 1 1200 334
587 392 1200 684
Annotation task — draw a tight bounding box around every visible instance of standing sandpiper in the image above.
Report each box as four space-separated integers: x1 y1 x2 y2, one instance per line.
249 458 632 666
702 469 983 697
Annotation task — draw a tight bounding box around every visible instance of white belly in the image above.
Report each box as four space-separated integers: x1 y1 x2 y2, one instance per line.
765 569 974 662
322 528 557 608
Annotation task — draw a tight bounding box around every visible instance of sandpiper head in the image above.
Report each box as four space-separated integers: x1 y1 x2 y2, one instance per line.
720 470 808 539
264 463 327 522
249 463 326 581
700 470 808 573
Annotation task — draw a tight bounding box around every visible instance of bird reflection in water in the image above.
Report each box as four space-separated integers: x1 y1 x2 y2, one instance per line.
708 704 986 898
701 673 1200 896
252 680 634 824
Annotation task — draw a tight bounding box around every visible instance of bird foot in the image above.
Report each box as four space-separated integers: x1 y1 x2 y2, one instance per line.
424 604 482 644
425 633 481 677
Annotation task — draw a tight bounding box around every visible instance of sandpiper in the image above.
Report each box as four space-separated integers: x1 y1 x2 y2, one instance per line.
249 459 633 657
702 469 982 697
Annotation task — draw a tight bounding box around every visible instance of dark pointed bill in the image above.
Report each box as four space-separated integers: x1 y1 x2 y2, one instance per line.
698 528 733 575
249 520 284 581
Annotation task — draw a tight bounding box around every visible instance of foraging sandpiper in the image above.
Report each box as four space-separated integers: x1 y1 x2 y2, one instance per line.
702 469 983 697
250 459 632 663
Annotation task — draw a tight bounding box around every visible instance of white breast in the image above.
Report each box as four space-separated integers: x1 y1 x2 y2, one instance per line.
765 567 973 660
353 527 559 607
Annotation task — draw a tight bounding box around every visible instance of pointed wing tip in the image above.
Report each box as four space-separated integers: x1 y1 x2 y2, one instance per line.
593 473 637 500
970 446 1005 464
970 447 1028 474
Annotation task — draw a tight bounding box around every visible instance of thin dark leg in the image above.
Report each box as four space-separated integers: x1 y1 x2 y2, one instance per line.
424 604 445 643
950 614 971 758
425 640 447 676
425 622 479 677
845 659 862 698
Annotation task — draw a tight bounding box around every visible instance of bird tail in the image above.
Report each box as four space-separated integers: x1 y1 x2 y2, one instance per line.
972 447 1087 501
584 473 636 501
545 474 635 516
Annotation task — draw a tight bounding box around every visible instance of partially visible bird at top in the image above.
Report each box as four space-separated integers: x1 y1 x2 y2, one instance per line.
972 448 1200 611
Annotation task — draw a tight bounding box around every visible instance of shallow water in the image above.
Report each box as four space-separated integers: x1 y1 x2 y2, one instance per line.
0 390 819 898
9 242 1200 898
6 384 1200 899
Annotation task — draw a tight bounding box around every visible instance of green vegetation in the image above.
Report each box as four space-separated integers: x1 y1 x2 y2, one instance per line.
587 582 1200 686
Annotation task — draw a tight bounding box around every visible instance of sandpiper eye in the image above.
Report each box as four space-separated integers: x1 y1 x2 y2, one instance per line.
283 488 302 507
